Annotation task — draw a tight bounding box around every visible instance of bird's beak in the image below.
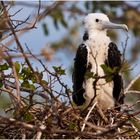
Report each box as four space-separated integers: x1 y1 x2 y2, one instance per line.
102 21 128 32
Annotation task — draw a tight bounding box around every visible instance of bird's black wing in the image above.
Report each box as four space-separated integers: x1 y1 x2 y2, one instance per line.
72 43 88 106
105 42 124 104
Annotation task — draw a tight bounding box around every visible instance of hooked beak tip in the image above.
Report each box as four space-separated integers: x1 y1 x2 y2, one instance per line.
123 24 128 32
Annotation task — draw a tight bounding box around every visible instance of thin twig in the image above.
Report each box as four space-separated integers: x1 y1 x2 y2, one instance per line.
122 32 129 64
125 90 140 95
125 73 140 94
81 101 97 132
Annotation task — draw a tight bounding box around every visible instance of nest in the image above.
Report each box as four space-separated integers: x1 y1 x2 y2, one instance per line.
0 100 140 139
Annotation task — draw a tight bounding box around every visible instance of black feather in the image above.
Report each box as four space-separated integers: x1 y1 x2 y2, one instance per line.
72 43 88 105
105 42 124 106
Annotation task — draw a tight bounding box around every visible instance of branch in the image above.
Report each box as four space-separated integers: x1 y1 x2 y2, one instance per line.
81 101 97 132
125 90 140 95
38 1 64 21
125 73 140 94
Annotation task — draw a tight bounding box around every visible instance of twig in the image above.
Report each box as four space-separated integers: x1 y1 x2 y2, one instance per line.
38 1 64 21
21 129 26 140
81 101 97 132
1 87 25 107
125 90 140 95
5 1 46 9
34 131 42 140
0 1 39 47
122 31 129 63
34 124 46 140
125 73 140 94
83 121 107 131
12 62 21 107
89 46 98 75
26 46 71 106
2 2 58 101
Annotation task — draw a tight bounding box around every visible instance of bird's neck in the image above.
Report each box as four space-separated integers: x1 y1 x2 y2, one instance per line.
88 29 107 40
84 29 111 47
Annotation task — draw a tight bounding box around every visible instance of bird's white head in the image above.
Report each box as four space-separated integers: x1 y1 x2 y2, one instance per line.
83 13 128 33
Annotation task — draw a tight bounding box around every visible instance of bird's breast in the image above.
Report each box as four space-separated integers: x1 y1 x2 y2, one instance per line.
87 41 109 75
83 38 115 110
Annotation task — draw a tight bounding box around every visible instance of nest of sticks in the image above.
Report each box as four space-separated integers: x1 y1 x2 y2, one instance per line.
0 98 140 139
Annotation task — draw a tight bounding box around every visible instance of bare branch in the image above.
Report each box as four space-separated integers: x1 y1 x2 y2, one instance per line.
81 101 97 132
125 73 140 94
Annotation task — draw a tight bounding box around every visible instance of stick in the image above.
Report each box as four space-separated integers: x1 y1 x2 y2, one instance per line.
125 73 140 94
81 101 97 132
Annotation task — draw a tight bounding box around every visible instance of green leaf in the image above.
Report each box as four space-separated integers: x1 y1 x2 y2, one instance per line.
19 74 24 80
105 75 112 83
21 67 32 80
21 80 35 91
100 64 107 72
21 80 30 88
21 67 31 75
84 71 94 79
23 67 31 74
101 64 113 74
69 122 77 130
0 63 9 71
101 64 120 75
29 84 36 91
23 112 34 122
14 61 20 73
112 67 120 73
100 64 114 82
53 66 65 75
100 64 121 82
31 75 37 83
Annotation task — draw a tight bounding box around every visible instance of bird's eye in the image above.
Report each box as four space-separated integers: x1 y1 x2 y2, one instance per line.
95 19 99 22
